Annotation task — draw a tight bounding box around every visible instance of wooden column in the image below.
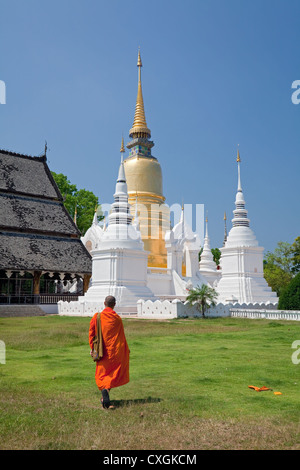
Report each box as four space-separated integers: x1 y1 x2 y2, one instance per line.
33 271 42 302
83 274 91 294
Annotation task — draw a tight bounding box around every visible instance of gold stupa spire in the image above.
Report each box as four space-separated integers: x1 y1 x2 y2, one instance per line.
137 48 142 67
129 49 151 138
237 145 241 162
120 135 125 153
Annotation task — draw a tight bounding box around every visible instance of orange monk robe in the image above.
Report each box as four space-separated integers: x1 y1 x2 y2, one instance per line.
89 307 130 391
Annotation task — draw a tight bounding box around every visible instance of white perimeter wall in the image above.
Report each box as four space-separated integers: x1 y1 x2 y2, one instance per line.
137 300 300 321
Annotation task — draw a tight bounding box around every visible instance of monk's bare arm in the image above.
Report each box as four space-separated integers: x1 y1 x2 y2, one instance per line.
89 316 96 353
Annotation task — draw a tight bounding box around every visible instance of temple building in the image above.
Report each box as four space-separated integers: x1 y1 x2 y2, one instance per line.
58 142 209 316
123 50 171 268
0 148 92 309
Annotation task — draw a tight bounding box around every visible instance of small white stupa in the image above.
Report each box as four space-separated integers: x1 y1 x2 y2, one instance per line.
80 208 103 253
199 216 219 287
78 138 157 314
161 206 207 296
216 149 278 305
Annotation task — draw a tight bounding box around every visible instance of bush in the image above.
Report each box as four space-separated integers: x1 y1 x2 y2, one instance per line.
278 272 300 310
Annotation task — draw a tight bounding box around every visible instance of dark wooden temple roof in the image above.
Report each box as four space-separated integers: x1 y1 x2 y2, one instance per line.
0 149 92 274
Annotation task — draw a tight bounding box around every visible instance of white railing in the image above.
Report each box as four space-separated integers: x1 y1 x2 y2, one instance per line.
230 309 300 321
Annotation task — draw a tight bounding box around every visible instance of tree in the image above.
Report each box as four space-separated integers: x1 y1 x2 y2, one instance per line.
278 273 300 310
186 284 218 317
263 241 294 296
264 241 294 273
51 172 103 235
291 237 300 274
263 263 292 297
211 248 221 266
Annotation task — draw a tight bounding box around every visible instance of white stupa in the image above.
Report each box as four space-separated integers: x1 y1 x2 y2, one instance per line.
216 149 278 305
199 216 219 287
77 139 157 314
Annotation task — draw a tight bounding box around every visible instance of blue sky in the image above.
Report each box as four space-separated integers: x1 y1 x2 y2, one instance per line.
1 0 299 252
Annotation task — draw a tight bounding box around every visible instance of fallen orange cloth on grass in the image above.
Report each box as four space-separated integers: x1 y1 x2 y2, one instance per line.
248 385 272 392
89 307 130 391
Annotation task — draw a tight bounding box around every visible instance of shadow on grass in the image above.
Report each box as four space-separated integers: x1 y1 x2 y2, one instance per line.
110 396 161 408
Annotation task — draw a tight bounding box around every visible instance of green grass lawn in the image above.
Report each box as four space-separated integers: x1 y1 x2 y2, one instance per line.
0 315 299 450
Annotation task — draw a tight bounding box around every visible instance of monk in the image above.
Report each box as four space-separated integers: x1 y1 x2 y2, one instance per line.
89 295 130 409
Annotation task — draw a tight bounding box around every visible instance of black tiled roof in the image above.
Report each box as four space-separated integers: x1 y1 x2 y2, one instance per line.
0 149 91 274
0 232 92 273
0 193 78 236
0 150 61 199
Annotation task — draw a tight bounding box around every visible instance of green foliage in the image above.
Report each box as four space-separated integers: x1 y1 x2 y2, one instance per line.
264 264 292 297
186 284 218 317
211 247 221 266
263 240 298 295
264 241 294 273
51 172 103 235
278 272 300 310
291 237 300 274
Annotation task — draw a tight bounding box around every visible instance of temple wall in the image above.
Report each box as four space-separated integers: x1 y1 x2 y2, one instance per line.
137 299 300 321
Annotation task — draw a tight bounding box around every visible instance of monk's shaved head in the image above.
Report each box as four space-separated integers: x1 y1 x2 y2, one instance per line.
104 296 116 308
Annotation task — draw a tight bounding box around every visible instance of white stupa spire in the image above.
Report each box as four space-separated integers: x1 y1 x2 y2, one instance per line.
216 147 278 304
232 148 250 229
108 142 133 227
100 138 143 247
199 216 217 273
223 212 228 247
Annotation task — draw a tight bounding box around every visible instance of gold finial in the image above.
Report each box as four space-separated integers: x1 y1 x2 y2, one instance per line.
120 135 125 153
224 211 227 220
137 47 142 67
237 145 241 162
129 48 151 138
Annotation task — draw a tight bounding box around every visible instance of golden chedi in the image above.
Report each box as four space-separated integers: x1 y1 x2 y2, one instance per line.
124 50 170 268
